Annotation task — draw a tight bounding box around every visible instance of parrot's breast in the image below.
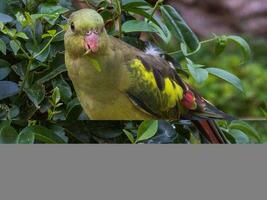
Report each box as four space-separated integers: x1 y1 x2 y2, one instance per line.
65 52 153 120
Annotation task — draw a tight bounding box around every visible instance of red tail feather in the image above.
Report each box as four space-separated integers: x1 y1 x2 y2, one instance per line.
193 120 226 144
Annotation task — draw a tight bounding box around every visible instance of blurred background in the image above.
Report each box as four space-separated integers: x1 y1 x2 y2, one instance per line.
166 0 267 119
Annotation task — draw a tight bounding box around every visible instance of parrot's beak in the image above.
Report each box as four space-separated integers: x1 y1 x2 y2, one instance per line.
84 31 99 54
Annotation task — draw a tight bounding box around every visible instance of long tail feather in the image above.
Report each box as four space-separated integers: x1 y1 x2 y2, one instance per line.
193 120 228 144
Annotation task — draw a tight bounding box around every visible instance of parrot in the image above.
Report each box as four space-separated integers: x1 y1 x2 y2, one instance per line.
64 9 233 143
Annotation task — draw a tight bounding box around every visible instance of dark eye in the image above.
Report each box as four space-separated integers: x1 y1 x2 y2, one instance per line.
70 22 75 32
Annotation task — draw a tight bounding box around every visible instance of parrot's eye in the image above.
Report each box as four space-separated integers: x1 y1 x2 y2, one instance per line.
70 22 75 32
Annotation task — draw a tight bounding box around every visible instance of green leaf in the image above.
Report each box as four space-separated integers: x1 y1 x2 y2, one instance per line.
0 126 18 144
150 22 171 43
186 58 208 84
9 105 20 119
229 129 250 144
123 129 135 144
137 120 158 142
122 0 149 8
0 121 10 131
39 3 69 15
0 38 6 55
227 35 251 62
9 40 20 55
229 121 261 143
38 64 66 83
223 131 236 144
15 12 28 27
0 81 19 100
16 32 29 40
17 127 35 144
35 42 51 62
38 3 69 25
0 21 3 30
0 13 13 23
122 20 157 33
0 59 11 80
125 7 159 26
215 35 227 55
160 5 200 53
52 87 61 105
47 29 57 36
24 82 45 107
206 67 243 92
52 76 72 104
19 125 66 144
66 98 82 120
48 124 68 143
0 66 10 80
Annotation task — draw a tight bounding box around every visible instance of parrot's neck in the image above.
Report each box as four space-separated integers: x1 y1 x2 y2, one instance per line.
66 36 131 96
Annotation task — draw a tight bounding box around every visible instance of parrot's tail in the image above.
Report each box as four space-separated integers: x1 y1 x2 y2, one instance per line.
193 120 228 144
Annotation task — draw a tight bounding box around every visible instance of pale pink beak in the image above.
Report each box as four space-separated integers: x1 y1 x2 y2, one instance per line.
84 32 99 53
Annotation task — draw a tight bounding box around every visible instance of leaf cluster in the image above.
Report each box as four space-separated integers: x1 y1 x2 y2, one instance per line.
0 119 264 144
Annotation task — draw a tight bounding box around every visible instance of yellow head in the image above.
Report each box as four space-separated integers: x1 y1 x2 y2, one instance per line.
64 9 108 57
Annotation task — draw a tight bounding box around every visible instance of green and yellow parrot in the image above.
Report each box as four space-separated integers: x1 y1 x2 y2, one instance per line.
64 9 232 143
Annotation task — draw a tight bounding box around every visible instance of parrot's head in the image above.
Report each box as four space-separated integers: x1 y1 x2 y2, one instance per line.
64 9 107 57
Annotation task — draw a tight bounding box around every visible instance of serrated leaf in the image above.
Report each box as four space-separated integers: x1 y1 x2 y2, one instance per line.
206 67 243 92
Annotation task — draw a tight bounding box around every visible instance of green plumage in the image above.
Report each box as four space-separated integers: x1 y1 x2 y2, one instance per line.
64 9 231 120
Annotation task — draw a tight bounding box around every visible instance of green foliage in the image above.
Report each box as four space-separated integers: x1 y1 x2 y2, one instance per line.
0 120 67 144
191 37 267 117
0 0 82 120
0 0 262 144
0 120 265 144
124 120 158 143
0 0 251 120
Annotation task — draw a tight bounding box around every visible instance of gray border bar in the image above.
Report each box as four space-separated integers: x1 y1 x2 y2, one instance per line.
0 145 267 200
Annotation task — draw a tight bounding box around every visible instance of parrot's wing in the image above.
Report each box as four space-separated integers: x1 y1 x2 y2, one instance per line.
126 54 234 120
126 54 186 119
